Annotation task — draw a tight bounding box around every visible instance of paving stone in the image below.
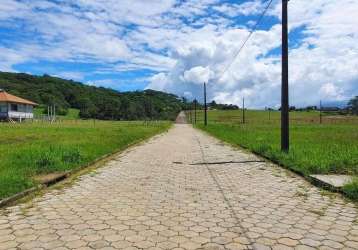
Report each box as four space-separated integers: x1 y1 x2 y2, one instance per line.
0 124 357 249
111 240 132 249
294 245 316 250
0 241 18 250
277 237 299 246
310 175 353 188
300 238 321 247
88 240 110 249
65 240 87 248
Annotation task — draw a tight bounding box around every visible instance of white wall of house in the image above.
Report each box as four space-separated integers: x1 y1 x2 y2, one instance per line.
0 102 34 119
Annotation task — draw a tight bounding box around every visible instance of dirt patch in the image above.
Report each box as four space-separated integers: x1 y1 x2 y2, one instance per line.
175 111 187 124
33 172 69 185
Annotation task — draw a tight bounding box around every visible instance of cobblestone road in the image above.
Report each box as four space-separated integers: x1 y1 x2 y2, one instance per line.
1 124 357 250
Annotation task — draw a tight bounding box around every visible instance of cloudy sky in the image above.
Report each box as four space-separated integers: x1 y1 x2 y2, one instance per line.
0 0 357 108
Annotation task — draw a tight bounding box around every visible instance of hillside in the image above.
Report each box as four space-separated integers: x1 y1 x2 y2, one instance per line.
0 72 184 120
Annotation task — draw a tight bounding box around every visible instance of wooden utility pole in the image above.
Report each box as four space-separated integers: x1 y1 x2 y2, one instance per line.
281 0 289 152
242 97 245 124
53 105 56 122
268 108 271 121
319 100 322 124
204 82 208 126
194 99 197 124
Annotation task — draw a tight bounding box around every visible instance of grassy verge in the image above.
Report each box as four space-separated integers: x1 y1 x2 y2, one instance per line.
194 110 358 200
0 120 171 199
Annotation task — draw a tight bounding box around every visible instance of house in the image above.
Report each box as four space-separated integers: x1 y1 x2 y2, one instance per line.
0 89 37 121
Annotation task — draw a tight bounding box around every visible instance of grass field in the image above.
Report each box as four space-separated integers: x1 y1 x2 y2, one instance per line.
0 120 171 200
190 109 358 199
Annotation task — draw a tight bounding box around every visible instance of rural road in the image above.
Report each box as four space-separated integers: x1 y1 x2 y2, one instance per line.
1 124 358 249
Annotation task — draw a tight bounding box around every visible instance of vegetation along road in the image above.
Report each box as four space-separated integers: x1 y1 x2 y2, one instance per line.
191 109 358 200
0 122 357 249
0 120 171 200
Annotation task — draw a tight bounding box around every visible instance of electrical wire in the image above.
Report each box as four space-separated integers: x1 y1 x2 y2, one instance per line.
214 0 274 82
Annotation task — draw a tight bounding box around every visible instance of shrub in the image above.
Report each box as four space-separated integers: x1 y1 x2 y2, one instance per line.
342 179 358 201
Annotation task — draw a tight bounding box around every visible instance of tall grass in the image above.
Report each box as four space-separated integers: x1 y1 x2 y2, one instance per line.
0 120 171 199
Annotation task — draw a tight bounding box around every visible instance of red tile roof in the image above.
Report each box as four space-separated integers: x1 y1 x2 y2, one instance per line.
0 90 37 105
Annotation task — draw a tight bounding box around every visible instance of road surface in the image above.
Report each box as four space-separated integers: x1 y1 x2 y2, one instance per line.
0 124 357 249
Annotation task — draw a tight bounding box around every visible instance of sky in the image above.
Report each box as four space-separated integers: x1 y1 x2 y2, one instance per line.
0 0 357 108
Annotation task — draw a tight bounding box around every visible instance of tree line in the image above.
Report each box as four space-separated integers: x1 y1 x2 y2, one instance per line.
0 72 184 120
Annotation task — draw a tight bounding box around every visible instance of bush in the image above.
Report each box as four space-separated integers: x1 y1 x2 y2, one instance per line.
342 179 358 201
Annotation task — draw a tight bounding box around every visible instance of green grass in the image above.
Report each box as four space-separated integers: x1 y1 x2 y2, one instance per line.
191 109 358 200
0 120 171 199
342 178 358 200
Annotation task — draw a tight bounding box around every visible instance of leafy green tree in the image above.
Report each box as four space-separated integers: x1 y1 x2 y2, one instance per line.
0 71 231 121
348 96 358 115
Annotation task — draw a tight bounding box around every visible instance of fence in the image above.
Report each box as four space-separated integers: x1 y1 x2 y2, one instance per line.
185 109 358 125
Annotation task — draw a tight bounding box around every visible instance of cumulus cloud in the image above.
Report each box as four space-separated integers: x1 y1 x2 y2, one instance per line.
148 0 358 108
0 0 357 107
183 66 213 84
213 0 266 17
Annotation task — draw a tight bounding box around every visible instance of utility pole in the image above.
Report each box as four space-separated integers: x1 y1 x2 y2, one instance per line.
242 97 245 124
319 100 322 124
194 99 197 125
281 0 289 152
190 108 193 123
268 108 271 121
204 82 208 126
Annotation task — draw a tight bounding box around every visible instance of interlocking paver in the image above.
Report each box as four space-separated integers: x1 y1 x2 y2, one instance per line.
0 124 357 249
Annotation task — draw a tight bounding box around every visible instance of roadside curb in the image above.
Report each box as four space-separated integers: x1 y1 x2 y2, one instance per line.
0 187 40 208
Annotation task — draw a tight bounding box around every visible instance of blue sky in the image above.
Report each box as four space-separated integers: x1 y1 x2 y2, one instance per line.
0 0 357 108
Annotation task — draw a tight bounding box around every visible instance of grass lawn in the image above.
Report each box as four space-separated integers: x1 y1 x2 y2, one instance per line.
0 120 171 200
192 110 358 200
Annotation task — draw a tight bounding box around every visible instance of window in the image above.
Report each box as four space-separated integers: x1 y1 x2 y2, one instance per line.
0 103 7 113
18 104 25 112
11 104 18 111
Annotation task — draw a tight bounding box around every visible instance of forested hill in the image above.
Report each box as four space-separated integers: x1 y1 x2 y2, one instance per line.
0 72 184 120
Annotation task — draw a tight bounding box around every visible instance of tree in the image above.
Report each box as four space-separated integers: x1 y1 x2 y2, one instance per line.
348 96 358 115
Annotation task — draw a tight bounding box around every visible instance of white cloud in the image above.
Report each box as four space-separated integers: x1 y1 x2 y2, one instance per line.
54 72 85 81
0 0 357 107
148 0 358 108
147 73 169 92
0 47 29 71
183 66 213 84
213 1 266 17
319 83 345 101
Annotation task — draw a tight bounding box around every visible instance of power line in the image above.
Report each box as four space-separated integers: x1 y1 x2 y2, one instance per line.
215 0 274 82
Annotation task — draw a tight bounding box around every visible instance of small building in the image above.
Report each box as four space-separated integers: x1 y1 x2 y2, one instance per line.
0 89 37 121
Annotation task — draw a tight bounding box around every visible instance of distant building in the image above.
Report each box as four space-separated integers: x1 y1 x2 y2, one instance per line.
0 89 37 121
